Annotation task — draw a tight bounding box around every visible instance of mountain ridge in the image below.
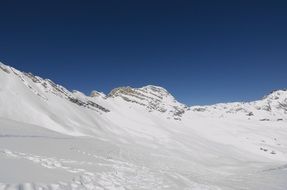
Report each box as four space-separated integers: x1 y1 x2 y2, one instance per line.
1 61 286 108
1 61 286 123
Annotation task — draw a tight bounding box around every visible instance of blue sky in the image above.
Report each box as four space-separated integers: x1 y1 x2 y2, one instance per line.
0 0 287 105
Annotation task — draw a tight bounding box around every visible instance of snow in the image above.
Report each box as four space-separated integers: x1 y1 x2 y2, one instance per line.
0 62 287 189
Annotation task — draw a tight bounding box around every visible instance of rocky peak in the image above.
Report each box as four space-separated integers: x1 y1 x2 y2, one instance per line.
108 85 188 120
262 89 287 101
90 90 106 98
108 85 173 100
141 85 170 95
259 89 287 113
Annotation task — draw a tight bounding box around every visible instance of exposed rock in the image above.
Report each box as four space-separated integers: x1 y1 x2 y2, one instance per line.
192 107 206 112
189 89 287 120
107 85 188 120
260 118 270 121
0 63 10 73
24 72 41 83
90 90 105 98
68 97 110 112
87 101 110 112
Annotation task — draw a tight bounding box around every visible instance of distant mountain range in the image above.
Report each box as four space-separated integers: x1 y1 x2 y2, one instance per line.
1 62 286 129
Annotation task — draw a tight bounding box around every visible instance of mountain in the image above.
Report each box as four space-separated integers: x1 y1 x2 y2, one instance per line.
107 85 189 120
190 89 287 121
0 62 287 190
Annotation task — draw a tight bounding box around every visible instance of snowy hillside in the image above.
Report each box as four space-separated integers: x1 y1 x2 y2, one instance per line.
0 62 287 190
190 89 287 121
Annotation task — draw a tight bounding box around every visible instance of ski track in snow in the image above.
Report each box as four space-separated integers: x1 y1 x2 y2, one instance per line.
0 149 221 190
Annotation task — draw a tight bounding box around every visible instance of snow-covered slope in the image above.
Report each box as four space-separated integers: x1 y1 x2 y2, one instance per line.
190 89 287 121
0 62 287 190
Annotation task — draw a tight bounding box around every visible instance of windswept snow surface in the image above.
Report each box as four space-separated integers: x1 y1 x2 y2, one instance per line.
0 62 287 190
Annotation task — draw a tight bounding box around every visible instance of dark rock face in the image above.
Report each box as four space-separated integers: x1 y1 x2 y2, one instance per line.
68 97 110 112
192 108 206 112
278 102 287 111
87 101 110 112
260 118 270 121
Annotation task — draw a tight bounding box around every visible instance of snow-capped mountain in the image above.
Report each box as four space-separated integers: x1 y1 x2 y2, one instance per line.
107 85 189 120
190 89 287 121
0 62 287 190
0 62 190 135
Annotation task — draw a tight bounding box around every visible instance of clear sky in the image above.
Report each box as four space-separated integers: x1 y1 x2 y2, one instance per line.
0 0 287 105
